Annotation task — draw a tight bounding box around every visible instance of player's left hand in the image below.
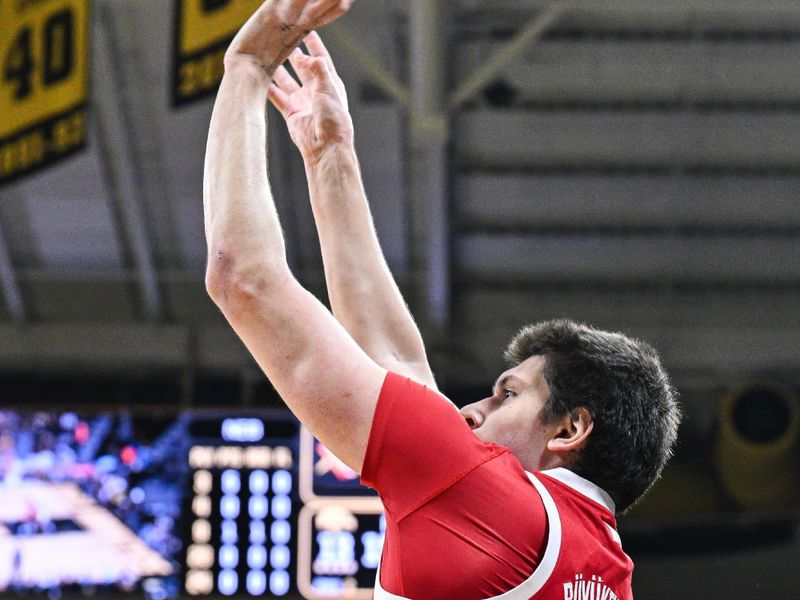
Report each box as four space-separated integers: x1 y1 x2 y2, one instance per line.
224 0 354 76
268 31 354 164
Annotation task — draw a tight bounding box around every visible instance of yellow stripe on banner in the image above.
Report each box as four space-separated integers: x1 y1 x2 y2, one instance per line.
179 0 262 55
173 0 265 105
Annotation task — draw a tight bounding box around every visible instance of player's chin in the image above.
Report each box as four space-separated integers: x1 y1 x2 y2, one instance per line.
470 427 492 444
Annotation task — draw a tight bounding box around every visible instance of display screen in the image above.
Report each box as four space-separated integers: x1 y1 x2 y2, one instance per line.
297 502 384 600
0 409 385 599
297 428 383 599
0 409 185 599
184 415 300 597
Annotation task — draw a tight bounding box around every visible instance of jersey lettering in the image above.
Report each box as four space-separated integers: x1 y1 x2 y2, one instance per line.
563 574 619 600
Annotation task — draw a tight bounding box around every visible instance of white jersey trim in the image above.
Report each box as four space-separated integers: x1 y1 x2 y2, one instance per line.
606 523 622 545
540 467 616 514
372 472 562 600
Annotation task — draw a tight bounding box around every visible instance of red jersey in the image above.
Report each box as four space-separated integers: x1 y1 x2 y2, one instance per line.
360 372 633 600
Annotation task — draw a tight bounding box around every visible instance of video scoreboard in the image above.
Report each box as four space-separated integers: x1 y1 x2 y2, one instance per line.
184 413 383 599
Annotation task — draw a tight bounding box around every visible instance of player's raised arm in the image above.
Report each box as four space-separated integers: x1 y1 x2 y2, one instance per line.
268 33 438 390
203 0 385 473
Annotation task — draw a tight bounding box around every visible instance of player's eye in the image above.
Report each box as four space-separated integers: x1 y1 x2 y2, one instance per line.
503 389 515 401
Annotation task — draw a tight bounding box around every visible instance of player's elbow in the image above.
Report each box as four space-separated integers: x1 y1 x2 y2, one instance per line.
205 250 288 312
205 258 251 309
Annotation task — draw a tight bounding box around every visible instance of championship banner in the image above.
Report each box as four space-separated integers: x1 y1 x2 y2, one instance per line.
172 0 261 106
0 0 89 184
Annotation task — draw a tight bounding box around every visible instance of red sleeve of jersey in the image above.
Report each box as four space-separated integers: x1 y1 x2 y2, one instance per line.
361 372 504 519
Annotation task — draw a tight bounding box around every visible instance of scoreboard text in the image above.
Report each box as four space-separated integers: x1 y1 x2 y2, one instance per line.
184 414 384 599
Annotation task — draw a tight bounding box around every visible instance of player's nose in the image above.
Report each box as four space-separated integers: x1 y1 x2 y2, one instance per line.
460 402 485 430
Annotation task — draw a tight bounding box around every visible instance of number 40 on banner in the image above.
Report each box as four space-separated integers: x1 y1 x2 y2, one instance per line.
0 0 89 184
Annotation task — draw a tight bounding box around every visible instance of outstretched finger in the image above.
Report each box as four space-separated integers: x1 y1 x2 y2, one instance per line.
294 54 338 96
298 0 353 30
302 31 337 76
287 47 311 86
267 83 291 116
289 47 334 89
272 64 301 95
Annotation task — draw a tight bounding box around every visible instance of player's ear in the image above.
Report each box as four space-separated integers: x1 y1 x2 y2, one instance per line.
546 407 593 455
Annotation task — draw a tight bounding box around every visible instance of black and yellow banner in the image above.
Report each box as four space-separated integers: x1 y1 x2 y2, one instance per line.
0 0 89 184
172 0 261 106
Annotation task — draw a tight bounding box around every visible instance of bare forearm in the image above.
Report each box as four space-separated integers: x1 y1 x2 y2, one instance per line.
201 1 390 473
306 145 434 384
204 64 287 289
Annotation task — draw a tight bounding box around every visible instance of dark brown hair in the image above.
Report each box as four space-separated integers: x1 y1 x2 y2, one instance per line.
506 319 681 513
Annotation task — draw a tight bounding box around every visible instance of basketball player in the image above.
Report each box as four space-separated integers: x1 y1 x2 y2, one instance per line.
204 2 681 598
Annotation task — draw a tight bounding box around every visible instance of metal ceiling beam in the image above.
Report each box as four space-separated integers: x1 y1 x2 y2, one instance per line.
330 1 572 115
1 320 798 390
408 0 451 332
464 0 800 32
0 322 249 374
317 3 569 337
326 23 411 108
106 0 182 270
92 2 163 322
0 218 26 324
318 16 450 332
449 0 572 110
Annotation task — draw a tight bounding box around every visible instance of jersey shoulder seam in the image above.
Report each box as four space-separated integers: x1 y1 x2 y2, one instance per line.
394 446 510 522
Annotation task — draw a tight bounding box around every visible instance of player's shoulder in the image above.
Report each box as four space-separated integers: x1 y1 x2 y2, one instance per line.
381 371 458 408
453 444 545 508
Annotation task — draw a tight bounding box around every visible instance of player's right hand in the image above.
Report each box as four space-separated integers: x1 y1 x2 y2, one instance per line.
224 0 354 77
268 31 355 165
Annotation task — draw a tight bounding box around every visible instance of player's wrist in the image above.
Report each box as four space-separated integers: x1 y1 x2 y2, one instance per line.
303 140 358 171
222 54 276 83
